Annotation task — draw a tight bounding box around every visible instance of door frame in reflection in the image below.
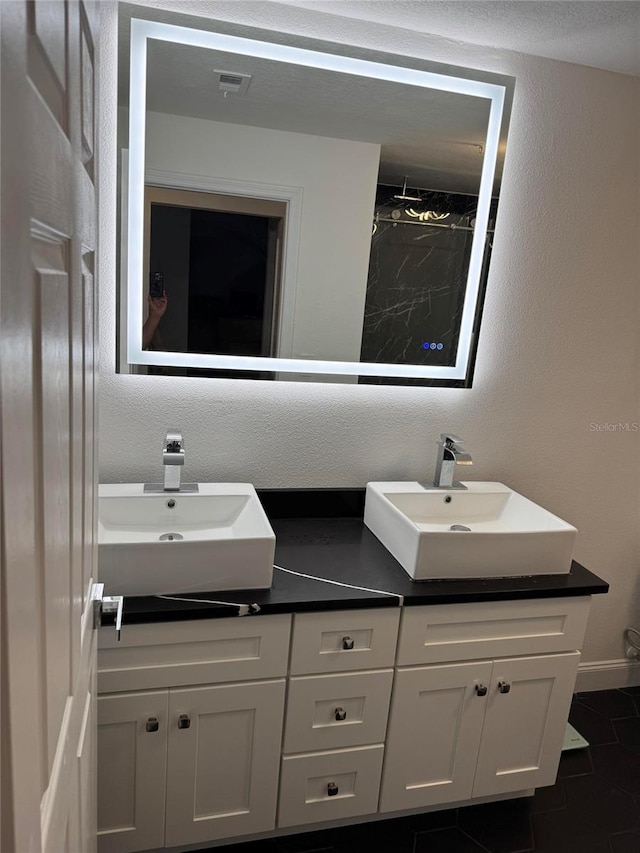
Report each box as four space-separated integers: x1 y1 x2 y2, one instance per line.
144 185 286 359
120 164 304 372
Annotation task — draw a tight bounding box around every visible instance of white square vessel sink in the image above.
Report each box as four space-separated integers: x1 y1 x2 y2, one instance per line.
98 483 275 596
364 482 577 580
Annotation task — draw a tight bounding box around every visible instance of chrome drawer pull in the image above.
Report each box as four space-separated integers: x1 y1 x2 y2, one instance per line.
335 707 347 721
498 681 511 694
475 684 487 697
177 714 191 729
145 717 159 732
342 636 355 650
327 781 339 796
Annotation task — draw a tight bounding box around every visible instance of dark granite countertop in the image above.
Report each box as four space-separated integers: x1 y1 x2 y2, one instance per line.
115 489 609 626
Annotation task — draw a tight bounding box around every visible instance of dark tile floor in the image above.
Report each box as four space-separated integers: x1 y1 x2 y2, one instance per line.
201 687 640 853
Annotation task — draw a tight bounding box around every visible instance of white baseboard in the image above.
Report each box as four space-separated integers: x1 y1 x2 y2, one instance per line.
575 658 640 692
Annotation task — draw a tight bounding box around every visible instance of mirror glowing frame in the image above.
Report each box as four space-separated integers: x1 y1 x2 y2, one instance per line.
126 18 506 382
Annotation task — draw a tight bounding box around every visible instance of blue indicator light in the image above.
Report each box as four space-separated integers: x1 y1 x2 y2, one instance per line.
437 343 444 350
423 342 430 350
430 342 437 350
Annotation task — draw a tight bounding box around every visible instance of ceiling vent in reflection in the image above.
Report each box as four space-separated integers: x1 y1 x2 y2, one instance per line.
214 69 252 96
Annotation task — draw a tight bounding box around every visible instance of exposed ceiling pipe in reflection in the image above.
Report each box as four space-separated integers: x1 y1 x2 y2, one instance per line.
392 176 423 202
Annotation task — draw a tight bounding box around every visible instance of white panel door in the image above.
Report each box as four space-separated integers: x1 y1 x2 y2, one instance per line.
380 661 492 812
165 679 286 847
0 1 100 850
473 652 580 797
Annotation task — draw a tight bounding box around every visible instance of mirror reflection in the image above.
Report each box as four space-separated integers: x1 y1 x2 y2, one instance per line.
144 186 285 376
118 7 514 385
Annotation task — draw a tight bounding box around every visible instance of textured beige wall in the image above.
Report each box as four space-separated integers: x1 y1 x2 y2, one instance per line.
98 2 640 673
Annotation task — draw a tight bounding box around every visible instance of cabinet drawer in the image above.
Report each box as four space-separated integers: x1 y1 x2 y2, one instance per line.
278 745 384 828
98 614 291 693
397 597 591 666
284 670 394 753
290 608 400 675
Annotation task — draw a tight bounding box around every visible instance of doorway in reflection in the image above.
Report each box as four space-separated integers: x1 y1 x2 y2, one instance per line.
145 186 284 377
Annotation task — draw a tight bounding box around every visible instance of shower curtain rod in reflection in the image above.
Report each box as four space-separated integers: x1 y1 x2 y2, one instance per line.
374 216 494 234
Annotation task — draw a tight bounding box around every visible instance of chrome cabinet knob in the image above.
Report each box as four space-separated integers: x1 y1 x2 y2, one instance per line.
475 684 487 697
335 707 347 721
177 713 191 729
342 636 355 650
327 782 339 797
498 681 511 694
145 717 159 732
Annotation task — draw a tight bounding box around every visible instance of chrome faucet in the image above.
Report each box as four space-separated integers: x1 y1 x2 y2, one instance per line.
433 433 473 489
142 431 198 494
163 430 185 491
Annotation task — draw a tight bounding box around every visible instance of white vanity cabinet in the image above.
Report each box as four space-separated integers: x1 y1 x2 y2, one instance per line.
380 597 590 813
96 596 593 852
97 615 291 852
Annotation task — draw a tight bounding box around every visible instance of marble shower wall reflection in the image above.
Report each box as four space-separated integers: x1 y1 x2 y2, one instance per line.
360 187 496 376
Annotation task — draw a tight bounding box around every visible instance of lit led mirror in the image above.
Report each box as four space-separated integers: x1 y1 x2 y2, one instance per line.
119 7 514 385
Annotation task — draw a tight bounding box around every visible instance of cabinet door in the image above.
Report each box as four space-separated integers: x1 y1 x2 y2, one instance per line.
165 679 286 847
473 652 580 798
380 661 492 812
97 691 169 853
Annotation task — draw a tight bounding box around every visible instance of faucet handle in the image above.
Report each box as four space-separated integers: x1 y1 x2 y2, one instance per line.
440 433 464 447
165 431 184 454
163 431 185 470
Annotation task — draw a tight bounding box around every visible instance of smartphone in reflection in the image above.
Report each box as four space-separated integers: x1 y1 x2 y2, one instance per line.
150 271 163 298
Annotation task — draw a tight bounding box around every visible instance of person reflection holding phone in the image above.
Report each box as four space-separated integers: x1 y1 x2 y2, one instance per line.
142 289 168 350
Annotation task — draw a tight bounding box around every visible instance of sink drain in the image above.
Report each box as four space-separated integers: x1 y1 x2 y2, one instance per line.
159 532 183 541
449 524 471 532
